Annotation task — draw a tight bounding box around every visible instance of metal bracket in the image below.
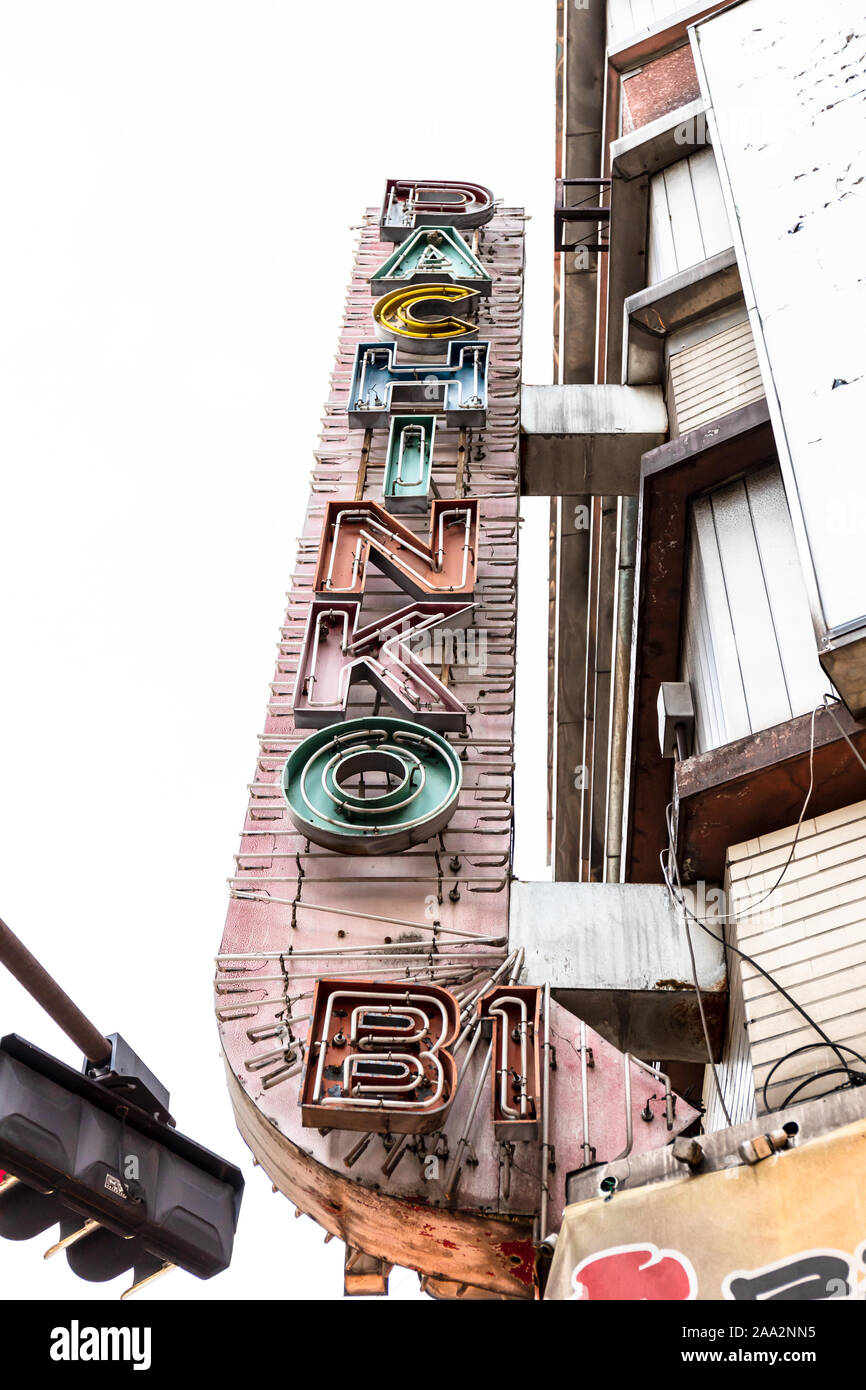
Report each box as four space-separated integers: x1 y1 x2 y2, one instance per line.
82 1034 173 1127
554 178 612 254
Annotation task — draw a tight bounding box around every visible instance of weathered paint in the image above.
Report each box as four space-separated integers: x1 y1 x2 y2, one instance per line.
383 415 436 511
546 1088 866 1300
216 203 697 1297
292 599 471 730
621 44 701 135
694 0 866 654
379 179 495 242
372 226 492 296
313 497 479 601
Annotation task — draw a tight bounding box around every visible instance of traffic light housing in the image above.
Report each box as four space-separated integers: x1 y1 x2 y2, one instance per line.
0 1034 243 1287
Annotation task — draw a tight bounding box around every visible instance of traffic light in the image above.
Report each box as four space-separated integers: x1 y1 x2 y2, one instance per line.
0 1033 243 1292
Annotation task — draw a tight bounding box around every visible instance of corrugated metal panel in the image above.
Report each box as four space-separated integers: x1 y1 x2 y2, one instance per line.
647 149 732 287
669 319 765 436
681 464 826 753
684 488 752 747
702 888 756 1132
647 174 677 286
608 0 703 49
725 801 866 1115
681 537 727 753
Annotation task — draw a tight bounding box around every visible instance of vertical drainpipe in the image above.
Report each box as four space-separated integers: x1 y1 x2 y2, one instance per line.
589 492 619 879
551 0 607 882
597 14 638 886
548 0 564 871
604 493 638 883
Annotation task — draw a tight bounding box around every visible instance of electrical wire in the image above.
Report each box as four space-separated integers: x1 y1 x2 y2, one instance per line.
663 807 732 1125
663 705 818 927
662 702 866 1116
662 851 866 1098
762 1043 866 1112
780 1068 866 1109
666 695 865 927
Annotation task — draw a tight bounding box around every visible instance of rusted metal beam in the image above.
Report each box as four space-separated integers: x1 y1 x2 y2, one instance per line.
225 1061 537 1300
624 401 776 884
674 704 866 884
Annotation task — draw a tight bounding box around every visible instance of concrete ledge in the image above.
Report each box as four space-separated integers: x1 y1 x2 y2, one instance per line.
612 98 708 181
510 881 726 1061
605 95 714 380
624 248 742 384
520 384 668 496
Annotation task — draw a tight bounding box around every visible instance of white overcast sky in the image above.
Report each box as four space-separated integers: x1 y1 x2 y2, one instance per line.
0 1 552 1301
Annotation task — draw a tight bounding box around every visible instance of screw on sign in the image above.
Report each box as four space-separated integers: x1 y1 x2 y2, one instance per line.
571 1244 697 1300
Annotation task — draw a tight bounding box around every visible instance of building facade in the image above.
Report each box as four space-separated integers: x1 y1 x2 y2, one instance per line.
538 0 866 1300
216 0 866 1300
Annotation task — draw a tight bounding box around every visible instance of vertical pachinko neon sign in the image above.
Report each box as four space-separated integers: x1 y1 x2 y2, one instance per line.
216 179 694 1299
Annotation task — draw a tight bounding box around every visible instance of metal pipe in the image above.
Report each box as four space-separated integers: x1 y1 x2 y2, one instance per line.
0 916 112 1065
354 428 372 502
454 1019 484 1085
222 895 490 936
381 1134 411 1178
443 1038 494 1202
539 982 552 1237
604 495 638 883
552 493 591 881
612 1052 634 1161
579 1021 593 1168
631 1055 675 1131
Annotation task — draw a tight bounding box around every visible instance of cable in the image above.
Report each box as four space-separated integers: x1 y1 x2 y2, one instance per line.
662 705 818 927
671 696 865 927
663 809 732 1125
662 703 866 1114
662 848 866 1083
779 1066 866 1110
683 900 732 1124
762 1043 866 1113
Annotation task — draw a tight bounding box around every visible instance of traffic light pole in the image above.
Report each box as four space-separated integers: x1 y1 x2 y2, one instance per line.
0 916 112 1066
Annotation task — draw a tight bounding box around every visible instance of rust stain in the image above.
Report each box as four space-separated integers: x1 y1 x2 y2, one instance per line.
495 1238 536 1287
227 1049 538 1300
